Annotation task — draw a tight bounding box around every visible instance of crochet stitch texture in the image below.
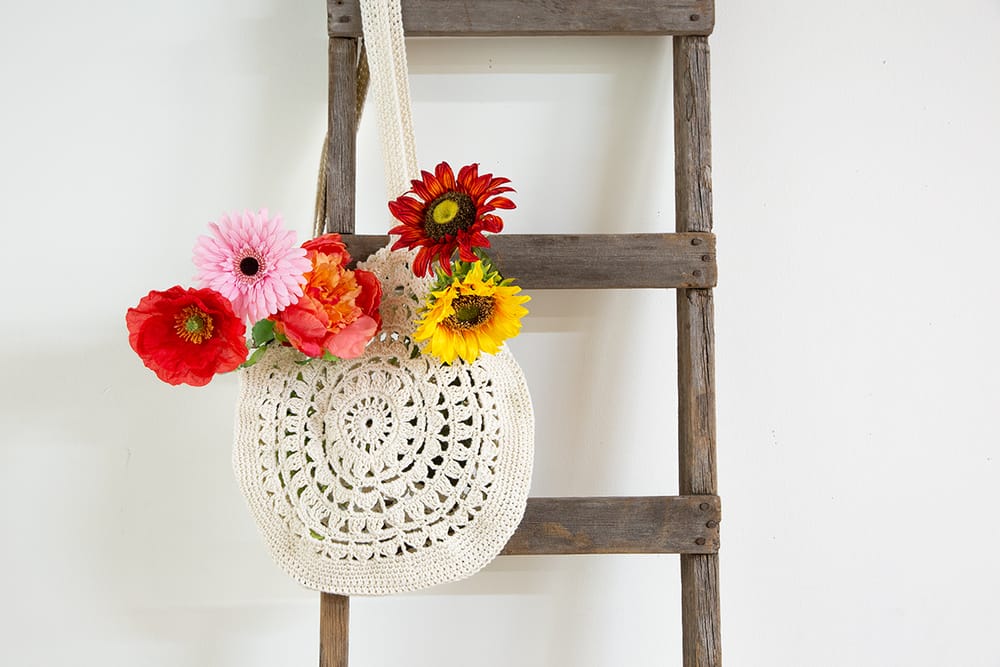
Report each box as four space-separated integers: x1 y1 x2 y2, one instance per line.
234 247 534 594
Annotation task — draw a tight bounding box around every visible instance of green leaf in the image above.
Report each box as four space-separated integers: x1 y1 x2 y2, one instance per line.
241 345 269 368
251 319 276 346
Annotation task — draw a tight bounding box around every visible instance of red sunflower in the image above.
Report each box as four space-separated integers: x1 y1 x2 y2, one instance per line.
388 161 515 277
126 286 248 386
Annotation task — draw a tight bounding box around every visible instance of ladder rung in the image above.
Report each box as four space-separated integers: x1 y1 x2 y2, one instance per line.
328 1 715 37
502 495 720 555
344 233 716 289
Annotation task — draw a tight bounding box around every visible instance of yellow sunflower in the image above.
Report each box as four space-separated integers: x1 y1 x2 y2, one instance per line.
414 261 529 364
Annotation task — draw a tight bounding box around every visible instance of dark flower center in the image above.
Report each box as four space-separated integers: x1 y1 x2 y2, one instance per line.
174 305 214 344
424 192 476 240
444 295 495 329
240 256 260 276
234 249 266 284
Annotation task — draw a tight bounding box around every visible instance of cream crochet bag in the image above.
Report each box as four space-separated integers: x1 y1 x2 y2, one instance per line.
233 0 534 595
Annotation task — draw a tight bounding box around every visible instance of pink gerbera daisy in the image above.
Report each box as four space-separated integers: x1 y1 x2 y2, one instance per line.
193 209 311 322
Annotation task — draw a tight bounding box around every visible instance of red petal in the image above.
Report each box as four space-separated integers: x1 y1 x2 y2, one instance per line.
466 230 490 248
353 269 383 330
390 195 426 215
487 177 511 191
419 170 445 198
467 173 492 201
438 251 454 275
435 162 456 190
273 298 329 358
302 233 350 266
487 196 516 210
388 204 423 225
390 236 413 251
457 163 479 187
400 202 428 218
413 248 432 277
409 180 433 202
480 214 504 233
389 226 422 245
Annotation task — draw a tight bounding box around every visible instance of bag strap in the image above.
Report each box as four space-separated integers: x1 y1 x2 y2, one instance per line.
312 43 370 238
359 0 419 200
312 0 418 238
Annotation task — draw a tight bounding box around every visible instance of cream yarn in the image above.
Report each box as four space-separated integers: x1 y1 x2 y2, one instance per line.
359 0 419 200
233 247 535 594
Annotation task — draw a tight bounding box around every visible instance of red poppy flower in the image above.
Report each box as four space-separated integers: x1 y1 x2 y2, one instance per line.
388 161 515 277
126 286 248 386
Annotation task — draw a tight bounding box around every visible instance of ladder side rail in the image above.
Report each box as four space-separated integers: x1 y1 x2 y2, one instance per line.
320 34 361 667
674 34 721 667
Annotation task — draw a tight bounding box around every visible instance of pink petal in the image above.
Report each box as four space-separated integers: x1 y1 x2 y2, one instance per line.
325 316 378 359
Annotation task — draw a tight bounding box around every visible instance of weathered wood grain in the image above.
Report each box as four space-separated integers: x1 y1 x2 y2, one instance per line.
342 233 717 289
319 593 349 667
326 37 359 235
677 289 716 495
674 35 721 667
328 0 714 37
681 551 721 666
674 38 713 235
674 35 715 506
320 34 359 667
502 495 720 555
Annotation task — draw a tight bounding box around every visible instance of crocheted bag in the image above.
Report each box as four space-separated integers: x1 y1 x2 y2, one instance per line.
232 0 534 595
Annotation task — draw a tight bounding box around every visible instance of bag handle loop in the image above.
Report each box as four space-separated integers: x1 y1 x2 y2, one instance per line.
313 0 418 238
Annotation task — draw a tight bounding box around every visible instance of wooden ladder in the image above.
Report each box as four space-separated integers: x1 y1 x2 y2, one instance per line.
321 2 719 665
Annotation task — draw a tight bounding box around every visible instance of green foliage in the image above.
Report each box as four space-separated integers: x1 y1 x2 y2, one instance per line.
241 345 269 368
251 319 276 347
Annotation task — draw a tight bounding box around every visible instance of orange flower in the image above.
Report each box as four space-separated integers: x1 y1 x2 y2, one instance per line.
388 162 515 277
302 233 352 267
270 234 382 359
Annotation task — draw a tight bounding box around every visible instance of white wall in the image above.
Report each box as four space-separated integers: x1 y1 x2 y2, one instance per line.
2 1 998 665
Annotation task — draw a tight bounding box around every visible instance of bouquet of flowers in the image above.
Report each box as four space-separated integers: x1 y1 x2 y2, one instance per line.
387 161 530 364
126 162 528 386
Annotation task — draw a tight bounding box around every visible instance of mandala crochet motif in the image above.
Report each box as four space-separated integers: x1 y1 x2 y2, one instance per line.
234 247 534 595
